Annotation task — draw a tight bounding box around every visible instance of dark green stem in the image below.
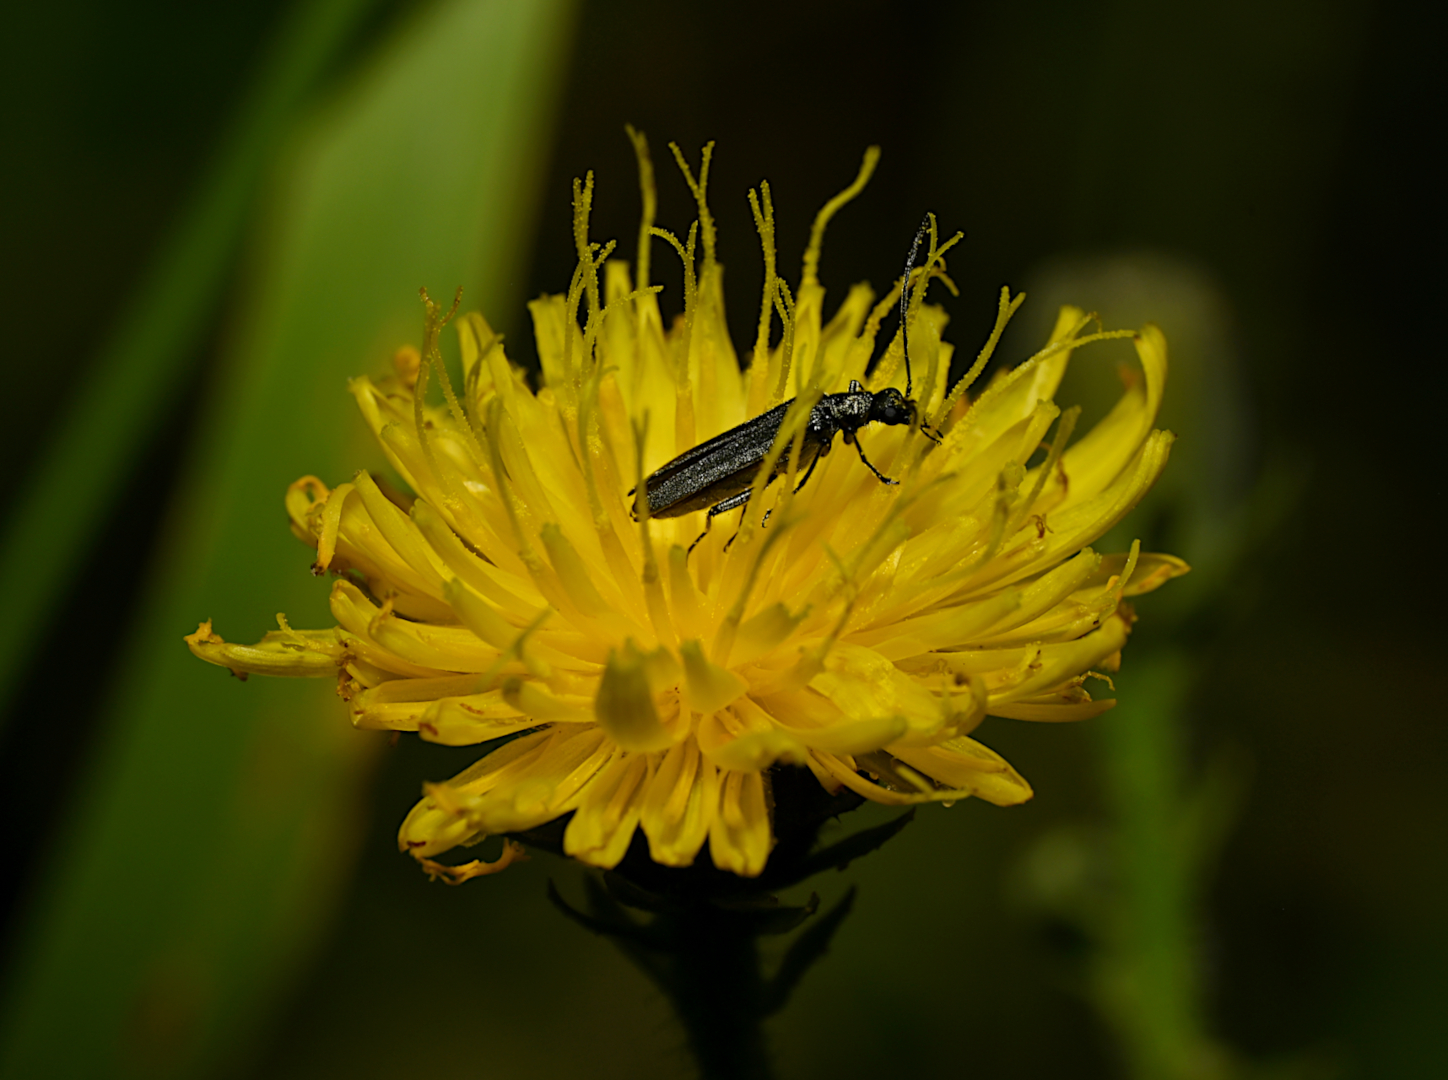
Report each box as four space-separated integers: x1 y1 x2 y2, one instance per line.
668 904 774 1080
540 766 897 1080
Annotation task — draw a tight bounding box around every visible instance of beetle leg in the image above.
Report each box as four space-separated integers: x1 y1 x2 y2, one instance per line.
852 439 898 485
723 447 825 550
725 507 781 553
699 446 828 556
792 449 822 494
689 488 754 555
687 520 711 556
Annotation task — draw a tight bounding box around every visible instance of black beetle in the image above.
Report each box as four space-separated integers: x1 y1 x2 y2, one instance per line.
630 218 944 551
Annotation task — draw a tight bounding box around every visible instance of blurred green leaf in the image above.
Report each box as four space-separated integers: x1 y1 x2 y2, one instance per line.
0 0 575 1076
0 0 384 722
1092 650 1248 1080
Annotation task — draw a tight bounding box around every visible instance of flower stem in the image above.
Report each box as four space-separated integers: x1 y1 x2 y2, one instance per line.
540 766 896 1079
666 902 775 1080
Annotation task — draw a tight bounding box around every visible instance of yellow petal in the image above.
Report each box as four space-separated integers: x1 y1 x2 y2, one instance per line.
986 613 1131 706
988 699 1116 721
708 770 772 877
731 602 809 666
184 620 342 678
442 576 529 654
681 639 748 713
950 306 1086 456
351 471 448 598
808 642 943 736
810 750 977 807
595 643 674 752
890 738 1034 806
397 730 554 857
502 678 593 724
1092 550 1192 596
563 752 650 868
697 704 810 770
703 728 810 771
468 726 613 834
455 311 500 400
639 738 718 867
1055 323 1168 510
416 698 537 745
330 581 498 674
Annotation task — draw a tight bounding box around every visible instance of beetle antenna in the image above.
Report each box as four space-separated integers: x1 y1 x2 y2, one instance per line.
900 215 929 399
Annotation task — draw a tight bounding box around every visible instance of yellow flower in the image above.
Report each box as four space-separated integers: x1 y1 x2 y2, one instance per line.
187 138 1186 882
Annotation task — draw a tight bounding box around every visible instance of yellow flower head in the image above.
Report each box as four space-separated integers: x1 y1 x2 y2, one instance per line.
187 138 1186 882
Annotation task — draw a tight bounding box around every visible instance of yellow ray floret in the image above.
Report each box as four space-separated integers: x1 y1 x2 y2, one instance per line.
187 140 1186 879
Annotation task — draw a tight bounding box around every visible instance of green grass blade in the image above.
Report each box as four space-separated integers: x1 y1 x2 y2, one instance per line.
0 1 575 1076
0 0 385 724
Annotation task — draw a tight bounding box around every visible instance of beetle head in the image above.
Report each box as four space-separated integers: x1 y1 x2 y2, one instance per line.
869 386 915 427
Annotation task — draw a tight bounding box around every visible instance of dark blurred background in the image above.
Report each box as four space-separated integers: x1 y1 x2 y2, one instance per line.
1 0 1442 1076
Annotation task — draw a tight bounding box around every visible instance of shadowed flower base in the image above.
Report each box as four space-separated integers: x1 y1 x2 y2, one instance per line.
535 765 905 1080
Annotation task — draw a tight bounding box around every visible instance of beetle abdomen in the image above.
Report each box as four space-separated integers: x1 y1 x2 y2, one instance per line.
632 400 823 519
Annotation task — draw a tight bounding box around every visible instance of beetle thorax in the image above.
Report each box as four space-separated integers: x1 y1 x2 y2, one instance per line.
817 389 874 433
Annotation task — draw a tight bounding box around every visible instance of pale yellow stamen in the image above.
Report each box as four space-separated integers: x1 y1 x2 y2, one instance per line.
748 181 778 389
934 285 1028 432
800 145 880 290
668 141 717 277
625 124 657 294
